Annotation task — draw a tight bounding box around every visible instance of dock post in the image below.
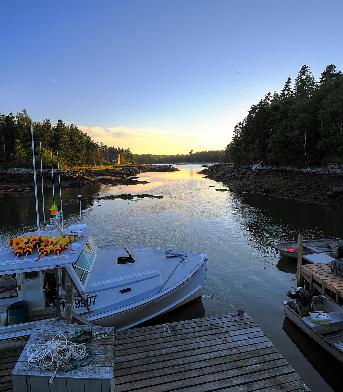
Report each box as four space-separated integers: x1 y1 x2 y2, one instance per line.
297 233 303 286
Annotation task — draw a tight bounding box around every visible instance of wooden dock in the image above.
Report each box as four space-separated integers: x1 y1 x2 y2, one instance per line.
113 312 308 391
302 263 343 304
0 339 27 392
1 313 308 391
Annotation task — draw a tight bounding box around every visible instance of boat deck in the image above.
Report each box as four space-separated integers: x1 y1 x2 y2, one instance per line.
1 313 308 391
301 263 343 304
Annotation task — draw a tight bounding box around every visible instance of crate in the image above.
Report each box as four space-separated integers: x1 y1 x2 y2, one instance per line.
12 321 114 392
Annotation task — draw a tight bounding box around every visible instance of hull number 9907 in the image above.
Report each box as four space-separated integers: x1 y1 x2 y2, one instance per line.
74 295 97 308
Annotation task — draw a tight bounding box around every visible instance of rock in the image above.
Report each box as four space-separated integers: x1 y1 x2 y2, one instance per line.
203 163 343 207
95 193 163 200
327 186 343 198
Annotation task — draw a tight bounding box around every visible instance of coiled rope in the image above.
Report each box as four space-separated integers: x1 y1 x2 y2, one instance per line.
27 333 87 383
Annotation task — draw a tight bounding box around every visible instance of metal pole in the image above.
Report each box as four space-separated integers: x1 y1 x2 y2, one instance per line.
40 142 46 224
57 151 63 228
78 195 82 220
297 233 303 286
30 124 40 231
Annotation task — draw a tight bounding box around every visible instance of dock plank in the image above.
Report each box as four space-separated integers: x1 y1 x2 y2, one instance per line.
114 312 308 392
0 340 26 392
1 312 308 391
302 263 343 302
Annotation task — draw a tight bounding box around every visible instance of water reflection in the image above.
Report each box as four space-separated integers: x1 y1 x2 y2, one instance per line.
283 318 342 391
142 298 205 327
230 192 343 263
0 184 100 239
0 164 340 391
276 257 297 274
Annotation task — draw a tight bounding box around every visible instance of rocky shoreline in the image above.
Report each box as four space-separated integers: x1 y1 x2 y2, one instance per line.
0 165 178 197
201 164 343 207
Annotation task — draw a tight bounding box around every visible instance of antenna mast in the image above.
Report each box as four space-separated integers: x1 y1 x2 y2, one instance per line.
30 124 40 231
40 142 46 224
57 151 63 227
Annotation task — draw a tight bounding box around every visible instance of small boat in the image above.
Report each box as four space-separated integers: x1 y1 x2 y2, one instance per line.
283 287 343 363
0 222 207 340
276 239 343 260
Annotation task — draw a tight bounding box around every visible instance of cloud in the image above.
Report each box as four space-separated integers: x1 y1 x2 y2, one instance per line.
78 124 197 154
77 103 252 154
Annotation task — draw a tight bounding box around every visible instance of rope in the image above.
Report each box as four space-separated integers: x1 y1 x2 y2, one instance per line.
27 333 87 383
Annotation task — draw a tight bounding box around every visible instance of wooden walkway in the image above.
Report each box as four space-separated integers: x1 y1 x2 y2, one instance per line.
0 339 27 392
113 313 308 391
302 263 343 304
0 313 309 391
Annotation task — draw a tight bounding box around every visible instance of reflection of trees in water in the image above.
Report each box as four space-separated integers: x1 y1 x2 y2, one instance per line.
276 257 297 274
0 184 100 236
283 318 342 391
230 193 343 261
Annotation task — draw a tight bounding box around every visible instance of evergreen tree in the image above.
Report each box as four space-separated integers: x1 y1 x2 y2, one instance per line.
226 64 343 166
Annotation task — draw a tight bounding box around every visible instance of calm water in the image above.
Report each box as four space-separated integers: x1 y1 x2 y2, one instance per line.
1 164 343 391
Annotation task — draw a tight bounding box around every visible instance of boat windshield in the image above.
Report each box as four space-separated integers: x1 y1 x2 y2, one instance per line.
72 237 96 284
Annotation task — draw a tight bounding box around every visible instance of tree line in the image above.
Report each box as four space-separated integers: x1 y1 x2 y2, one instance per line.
226 64 343 166
134 150 225 164
0 110 134 167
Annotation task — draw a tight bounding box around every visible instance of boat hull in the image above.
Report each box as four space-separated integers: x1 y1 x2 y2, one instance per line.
277 238 342 260
86 259 207 329
283 302 343 363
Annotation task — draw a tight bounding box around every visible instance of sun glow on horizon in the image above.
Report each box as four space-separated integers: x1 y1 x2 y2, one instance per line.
78 104 250 154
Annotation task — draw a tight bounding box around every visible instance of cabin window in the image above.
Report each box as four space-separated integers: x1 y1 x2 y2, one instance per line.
24 271 39 280
72 245 95 284
120 287 132 294
84 237 97 254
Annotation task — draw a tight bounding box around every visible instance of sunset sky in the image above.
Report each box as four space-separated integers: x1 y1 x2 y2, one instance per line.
1 0 343 154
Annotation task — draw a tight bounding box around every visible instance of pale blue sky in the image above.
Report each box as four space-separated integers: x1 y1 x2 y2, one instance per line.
1 0 343 153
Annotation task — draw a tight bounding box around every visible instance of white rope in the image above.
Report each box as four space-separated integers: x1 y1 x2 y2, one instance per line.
27 333 87 383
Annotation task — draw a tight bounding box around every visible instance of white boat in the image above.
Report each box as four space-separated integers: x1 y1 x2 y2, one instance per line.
0 222 207 340
276 239 343 261
283 288 343 363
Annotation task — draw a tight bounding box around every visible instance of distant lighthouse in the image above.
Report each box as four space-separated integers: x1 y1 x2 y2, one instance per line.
116 153 121 165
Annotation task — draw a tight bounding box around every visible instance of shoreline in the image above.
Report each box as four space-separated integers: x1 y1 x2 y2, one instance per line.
201 164 343 208
0 165 178 197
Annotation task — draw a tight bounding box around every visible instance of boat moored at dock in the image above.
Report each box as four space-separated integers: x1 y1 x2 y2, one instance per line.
0 222 207 339
283 287 343 363
276 238 343 263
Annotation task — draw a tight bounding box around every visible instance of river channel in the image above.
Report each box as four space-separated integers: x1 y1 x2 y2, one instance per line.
1 164 343 391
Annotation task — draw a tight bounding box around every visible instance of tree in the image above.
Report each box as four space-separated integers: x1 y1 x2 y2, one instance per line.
225 64 343 167
294 65 316 97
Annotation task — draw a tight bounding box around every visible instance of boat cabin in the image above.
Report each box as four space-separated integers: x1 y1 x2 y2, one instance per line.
0 224 90 330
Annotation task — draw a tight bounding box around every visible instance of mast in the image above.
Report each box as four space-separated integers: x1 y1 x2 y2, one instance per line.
57 151 63 225
30 124 40 231
40 142 46 224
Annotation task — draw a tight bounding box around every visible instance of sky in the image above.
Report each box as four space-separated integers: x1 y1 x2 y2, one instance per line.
1 0 343 154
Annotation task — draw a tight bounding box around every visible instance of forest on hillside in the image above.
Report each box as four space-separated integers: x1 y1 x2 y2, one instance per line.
226 64 343 166
0 111 134 167
134 150 225 164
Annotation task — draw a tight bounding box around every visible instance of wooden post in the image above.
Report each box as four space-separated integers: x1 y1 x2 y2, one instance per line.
297 233 303 286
